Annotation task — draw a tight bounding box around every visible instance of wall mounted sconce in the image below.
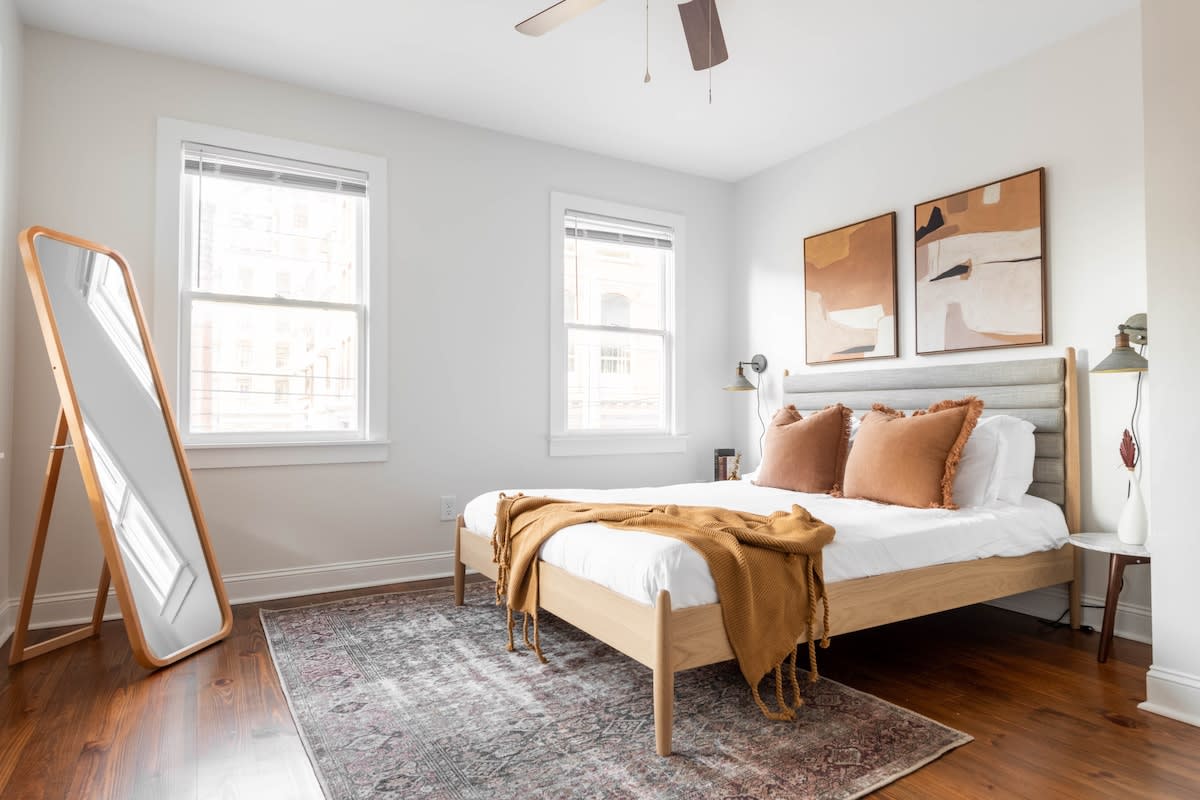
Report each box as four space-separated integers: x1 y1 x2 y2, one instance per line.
1092 313 1149 373
724 354 768 457
723 354 767 391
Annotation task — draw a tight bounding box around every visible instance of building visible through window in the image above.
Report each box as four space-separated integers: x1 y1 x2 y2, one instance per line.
599 293 632 375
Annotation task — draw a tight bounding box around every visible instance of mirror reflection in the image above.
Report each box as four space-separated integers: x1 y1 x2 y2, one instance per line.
35 235 224 660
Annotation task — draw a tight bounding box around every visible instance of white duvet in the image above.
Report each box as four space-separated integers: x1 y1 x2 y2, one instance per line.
463 480 1068 609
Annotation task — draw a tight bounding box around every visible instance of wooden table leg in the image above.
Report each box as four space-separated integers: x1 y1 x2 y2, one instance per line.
1097 553 1150 664
1098 554 1124 664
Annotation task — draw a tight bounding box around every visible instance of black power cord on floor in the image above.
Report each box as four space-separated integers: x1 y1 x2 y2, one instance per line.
1036 604 1105 633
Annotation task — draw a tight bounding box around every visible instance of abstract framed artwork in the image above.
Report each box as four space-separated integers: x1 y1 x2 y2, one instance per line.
914 168 1047 355
804 211 898 365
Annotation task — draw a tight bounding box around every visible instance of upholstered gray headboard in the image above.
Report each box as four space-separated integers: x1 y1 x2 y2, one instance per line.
781 349 1080 531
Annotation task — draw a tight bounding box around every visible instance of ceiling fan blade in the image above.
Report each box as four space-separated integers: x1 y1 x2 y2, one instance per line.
516 0 607 36
677 0 729 70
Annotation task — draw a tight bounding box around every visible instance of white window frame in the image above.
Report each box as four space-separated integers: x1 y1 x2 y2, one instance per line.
154 119 389 468
548 192 687 456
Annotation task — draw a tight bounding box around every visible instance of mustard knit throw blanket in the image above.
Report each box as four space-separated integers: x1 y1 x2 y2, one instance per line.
492 495 836 720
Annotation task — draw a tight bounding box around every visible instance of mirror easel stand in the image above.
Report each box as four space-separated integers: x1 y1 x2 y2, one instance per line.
8 408 112 666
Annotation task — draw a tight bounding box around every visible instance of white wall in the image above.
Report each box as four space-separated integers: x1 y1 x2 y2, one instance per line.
0 0 23 642
731 12 1150 635
1140 0 1200 728
9 29 735 623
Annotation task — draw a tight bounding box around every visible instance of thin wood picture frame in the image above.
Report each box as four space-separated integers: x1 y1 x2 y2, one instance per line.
803 211 898 366
12 226 233 670
913 167 1047 356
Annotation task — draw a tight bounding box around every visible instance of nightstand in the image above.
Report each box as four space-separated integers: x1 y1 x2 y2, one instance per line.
1068 532 1151 663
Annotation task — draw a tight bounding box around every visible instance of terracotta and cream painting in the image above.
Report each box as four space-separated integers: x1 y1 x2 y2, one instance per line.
804 212 897 365
914 168 1046 354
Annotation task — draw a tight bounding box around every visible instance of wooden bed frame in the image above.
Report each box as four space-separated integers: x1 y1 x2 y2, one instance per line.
454 348 1083 756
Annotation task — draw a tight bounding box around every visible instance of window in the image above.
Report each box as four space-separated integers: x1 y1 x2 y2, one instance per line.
549 193 686 456
155 120 389 468
275 342 290 369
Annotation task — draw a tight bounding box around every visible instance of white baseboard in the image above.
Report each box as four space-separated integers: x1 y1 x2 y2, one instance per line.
223 550 455 606
986 586 1152 644
1141 666 1200 728
0 600 14 653
4 550 455 634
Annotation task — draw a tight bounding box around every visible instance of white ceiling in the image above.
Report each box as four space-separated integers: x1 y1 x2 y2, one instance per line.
16 0 1137 181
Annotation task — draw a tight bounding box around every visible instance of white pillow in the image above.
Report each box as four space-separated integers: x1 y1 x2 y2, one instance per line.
740 468 759 482
980 415 1037 503
953 420 1005 507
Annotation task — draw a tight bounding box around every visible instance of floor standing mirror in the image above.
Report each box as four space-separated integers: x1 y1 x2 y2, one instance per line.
10 226 232 669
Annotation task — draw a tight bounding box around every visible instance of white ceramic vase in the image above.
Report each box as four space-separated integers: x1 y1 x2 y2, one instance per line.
1117 469 1149 546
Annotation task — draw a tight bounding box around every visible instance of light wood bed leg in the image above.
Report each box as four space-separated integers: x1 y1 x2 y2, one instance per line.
454 515 466 606
1069 547 1083 629
653 589 673 757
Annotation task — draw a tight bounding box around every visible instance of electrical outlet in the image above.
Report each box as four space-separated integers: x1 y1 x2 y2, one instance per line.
439 495 457 522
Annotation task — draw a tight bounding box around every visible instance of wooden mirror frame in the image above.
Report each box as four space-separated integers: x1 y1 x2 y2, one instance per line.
10 226 233 670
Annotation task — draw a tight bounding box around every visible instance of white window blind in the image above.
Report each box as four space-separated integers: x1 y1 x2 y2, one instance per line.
183 142 367 196
565 214 673 249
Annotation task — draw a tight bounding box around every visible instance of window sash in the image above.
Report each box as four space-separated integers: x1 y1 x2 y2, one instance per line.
181 293 367 442
181 167 366 306
565 326 670 435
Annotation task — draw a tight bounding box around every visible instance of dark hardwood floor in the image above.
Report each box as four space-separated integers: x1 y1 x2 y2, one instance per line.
1 578 1197 799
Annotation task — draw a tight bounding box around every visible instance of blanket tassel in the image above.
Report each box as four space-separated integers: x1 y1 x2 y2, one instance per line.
531 612 548 664
750 649 804 721
505 608 549 664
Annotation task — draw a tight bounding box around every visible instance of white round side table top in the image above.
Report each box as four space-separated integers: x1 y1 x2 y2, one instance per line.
1069 532 1151 558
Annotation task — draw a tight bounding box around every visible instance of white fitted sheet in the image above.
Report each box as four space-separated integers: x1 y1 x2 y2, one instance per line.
463 481 1069 609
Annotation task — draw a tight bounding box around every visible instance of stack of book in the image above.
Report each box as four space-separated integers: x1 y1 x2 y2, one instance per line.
713 448 741 481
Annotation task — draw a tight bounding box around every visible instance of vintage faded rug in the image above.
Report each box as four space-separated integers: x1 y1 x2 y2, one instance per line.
261 585 970 800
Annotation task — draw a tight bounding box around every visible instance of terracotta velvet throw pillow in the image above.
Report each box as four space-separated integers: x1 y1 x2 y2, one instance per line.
841 397 985 509
754 404 852 494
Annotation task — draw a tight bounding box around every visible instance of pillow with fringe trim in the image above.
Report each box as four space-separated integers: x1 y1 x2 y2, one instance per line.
753 404 853 494
841 397 984 509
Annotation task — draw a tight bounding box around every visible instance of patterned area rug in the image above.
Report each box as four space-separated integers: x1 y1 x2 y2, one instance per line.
261 584 970 799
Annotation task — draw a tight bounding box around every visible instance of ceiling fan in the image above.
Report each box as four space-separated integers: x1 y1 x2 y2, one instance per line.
515 0 729 72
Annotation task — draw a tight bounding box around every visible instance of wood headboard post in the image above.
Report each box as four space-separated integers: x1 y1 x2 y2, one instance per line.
1063 347 1084 629
1062 347 1082 535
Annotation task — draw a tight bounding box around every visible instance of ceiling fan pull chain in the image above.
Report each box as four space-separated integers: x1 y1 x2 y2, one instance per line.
644 0 651 83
